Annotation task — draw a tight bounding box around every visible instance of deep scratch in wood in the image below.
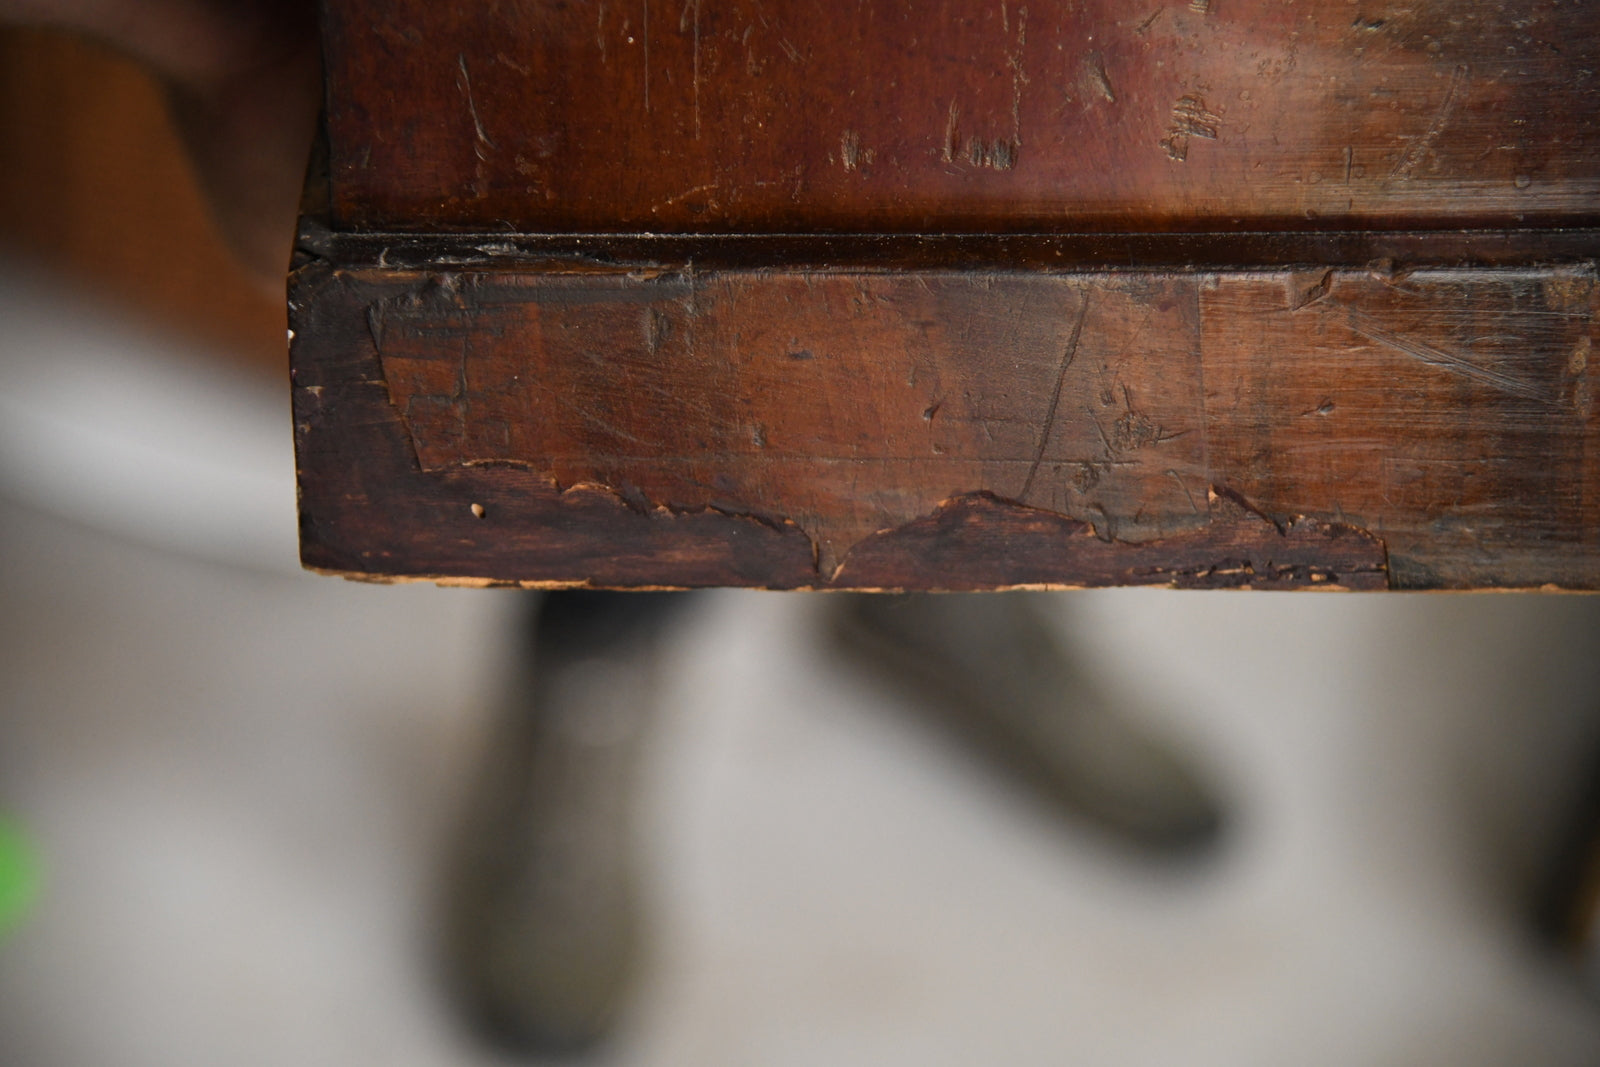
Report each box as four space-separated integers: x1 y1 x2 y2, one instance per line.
685 0 701 138
456 54 496 157
1007 4 1028 148
1389 64 1468 182
1020 290 1091 501
1341 306 1552 406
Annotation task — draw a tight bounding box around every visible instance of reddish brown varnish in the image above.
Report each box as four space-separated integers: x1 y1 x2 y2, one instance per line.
296 0 1600 590
323 0 1599 234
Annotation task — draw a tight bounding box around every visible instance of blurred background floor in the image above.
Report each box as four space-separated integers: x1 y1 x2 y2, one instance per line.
5 260 1600 1065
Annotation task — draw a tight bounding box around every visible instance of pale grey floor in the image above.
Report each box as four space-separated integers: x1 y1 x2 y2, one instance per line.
3 267 1600 1065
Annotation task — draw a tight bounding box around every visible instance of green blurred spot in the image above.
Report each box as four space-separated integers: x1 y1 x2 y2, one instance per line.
0 816 41 938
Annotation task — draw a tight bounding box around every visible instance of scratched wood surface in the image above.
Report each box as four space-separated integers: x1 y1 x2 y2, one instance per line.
322 0 1600 234
297 0 1600 590
291 255 1600 590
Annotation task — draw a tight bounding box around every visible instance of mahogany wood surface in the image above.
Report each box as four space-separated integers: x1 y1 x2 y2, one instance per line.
296 0 1600 590
292 250 1598 590
322 0 1600 234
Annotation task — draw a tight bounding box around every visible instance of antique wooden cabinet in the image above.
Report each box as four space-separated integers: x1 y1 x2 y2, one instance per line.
291 0 1600 590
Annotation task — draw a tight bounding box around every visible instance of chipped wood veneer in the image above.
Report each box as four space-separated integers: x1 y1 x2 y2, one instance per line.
297 0 1600 590
292 258 1599 590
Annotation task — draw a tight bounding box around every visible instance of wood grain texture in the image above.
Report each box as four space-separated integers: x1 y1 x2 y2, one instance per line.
291 251 1600 590
322 0 1600 234
301 0 1600 590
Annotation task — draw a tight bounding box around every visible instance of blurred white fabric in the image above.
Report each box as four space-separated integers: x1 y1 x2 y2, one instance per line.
2 267 1600 1065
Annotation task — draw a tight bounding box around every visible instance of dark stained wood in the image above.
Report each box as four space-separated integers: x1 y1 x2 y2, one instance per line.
292 251 1600 590
296 226 1600 275
292 261 821 588
1203 267 1600 588
322 0 1600 235
297 0 1600 591
830 489 1389 590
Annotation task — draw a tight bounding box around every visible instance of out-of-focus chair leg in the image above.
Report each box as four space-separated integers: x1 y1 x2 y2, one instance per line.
443 589 693 1057
825 592 1226 855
